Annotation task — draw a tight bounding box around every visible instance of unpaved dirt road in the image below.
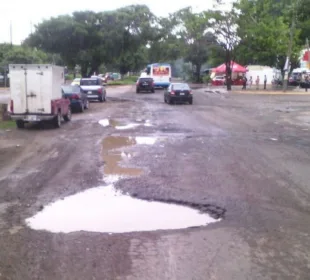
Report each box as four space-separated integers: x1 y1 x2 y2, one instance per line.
1 85 310 279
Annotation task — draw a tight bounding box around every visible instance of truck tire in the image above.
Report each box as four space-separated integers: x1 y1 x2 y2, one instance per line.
64 107 72 121
54 112 62 128
16 120 25 129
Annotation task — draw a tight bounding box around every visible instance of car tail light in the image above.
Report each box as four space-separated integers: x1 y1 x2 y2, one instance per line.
189 90 193 94
72 94 80 99
136 81 139 85
10 100 13 113
98 88 102 94
171 91 175 95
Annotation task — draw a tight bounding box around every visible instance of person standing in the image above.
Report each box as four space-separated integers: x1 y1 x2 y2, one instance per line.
256 76 260 90
242 75 247 90
249 76 253 88
264 75 267 90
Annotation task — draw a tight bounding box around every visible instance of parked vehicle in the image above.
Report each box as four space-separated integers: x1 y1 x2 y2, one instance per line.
71 78 81 86
9 64 71 129
136 77 155 93
212 76 226 86
164 83 193 105
80 77 106 102
288 73 301 86
103 73 114 83
61 85 89 112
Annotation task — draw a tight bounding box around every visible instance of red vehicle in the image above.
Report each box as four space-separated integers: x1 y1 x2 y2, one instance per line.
9 64 71 129
212 76 226 86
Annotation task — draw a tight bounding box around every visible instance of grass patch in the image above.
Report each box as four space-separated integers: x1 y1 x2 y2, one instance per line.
0 119 15 129
107 76 138 86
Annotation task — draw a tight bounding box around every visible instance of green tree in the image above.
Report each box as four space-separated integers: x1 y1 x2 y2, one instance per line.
24 6 157 76
0 46 49 69
234 0 301 72
207 9 240 90
173 7 215 83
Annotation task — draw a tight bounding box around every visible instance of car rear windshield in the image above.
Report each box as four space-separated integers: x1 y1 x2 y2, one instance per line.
139 78 153 82
172 84 190 90
62 86 80 94
80 79 99 85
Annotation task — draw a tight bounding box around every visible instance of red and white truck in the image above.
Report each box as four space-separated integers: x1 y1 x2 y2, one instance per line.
9 64 71 129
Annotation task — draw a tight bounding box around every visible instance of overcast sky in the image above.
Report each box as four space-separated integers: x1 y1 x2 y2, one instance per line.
1 0 232 45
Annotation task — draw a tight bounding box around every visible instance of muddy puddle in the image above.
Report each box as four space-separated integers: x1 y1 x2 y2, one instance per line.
26 185 218 233
101 136 157 179
98 119 153 129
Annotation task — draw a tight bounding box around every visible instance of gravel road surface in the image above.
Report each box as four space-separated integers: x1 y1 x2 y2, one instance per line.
0 85 310 279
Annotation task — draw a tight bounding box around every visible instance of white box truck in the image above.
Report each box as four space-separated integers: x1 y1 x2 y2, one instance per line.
9 64 71 128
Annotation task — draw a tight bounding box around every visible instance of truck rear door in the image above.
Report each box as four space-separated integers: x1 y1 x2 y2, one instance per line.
9 66 27 114
26 66 52 114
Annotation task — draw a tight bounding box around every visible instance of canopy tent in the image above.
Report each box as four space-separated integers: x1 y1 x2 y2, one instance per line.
213 61 247 73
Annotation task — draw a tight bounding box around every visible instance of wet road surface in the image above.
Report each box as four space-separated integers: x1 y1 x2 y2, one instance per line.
1 85 310 279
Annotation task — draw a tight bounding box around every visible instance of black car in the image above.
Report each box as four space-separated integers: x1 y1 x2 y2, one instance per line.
136 77 155 93
288 73 301 86
164 83 193 105
61 85 89 112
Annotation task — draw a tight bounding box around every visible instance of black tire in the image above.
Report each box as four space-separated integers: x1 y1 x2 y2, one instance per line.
189 99 193 105
99 96 104 102
164 96 167 103
54 112 62 128
64 107 72 121
151 89 155 93
16 120 25 129
136 88 140 93
168 98 173 105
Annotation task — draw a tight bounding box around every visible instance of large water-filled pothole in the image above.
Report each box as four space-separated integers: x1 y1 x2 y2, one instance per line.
101 136 157 180
98 119 153 129
25 185 219 233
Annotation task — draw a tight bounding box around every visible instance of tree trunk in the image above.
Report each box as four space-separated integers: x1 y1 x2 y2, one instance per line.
88 62 100 77
225 50 232 91
81 64 88 78
196 64 202 83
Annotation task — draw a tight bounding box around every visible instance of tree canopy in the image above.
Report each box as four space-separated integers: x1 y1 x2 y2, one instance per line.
0 1 309 84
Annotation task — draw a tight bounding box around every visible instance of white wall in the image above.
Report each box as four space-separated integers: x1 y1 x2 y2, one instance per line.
246 69 281 85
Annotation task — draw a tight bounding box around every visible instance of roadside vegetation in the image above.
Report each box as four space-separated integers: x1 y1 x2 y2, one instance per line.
0 0 309 88
0 104 14 129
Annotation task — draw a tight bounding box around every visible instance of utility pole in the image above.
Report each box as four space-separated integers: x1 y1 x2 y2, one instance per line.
10 21 13 47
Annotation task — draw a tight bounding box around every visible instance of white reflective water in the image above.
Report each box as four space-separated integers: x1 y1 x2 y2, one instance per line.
99 119 110 127
115 123 140 130
135 137 157 145
26 185 218 233
99 119 153 129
